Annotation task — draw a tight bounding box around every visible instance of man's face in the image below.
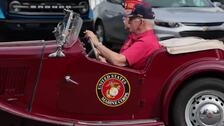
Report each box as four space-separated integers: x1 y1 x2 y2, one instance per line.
123 16 142 33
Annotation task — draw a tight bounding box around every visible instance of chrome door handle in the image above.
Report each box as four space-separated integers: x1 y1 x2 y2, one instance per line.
65 76 79 85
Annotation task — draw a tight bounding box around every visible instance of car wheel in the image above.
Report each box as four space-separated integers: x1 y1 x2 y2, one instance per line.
95 22 106 43
171 78 224 126
95 21 113 48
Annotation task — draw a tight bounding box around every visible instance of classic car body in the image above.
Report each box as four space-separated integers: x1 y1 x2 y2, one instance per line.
1 10 224 126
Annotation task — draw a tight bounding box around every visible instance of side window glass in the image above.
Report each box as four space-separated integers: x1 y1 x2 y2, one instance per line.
193 0 202 6
107 0 113 3
107 0 122 4
180 0 186 4
193 0 209 6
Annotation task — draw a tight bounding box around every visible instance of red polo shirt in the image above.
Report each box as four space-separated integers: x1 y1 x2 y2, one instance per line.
120 30 160 69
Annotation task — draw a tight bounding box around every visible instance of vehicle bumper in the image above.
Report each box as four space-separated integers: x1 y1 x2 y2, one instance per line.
155 23 224 40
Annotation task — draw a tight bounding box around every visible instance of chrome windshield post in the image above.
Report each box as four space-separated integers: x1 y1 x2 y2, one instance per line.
48 44 65 58
48 9 74 58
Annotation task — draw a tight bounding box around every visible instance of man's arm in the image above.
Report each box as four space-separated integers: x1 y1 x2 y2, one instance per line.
84 30 128 67
96 43 127 66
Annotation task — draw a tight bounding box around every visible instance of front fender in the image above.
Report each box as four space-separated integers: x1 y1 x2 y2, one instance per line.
161 60 224 124
0 101 74 126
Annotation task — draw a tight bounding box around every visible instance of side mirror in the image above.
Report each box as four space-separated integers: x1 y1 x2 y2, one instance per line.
213 2 222 7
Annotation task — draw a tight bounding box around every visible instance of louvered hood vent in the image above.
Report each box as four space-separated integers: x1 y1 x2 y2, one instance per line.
0 66 29 96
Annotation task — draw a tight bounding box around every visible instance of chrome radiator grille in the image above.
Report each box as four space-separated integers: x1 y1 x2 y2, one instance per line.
182 22 224 27
180 30 224 39
8 0 89 16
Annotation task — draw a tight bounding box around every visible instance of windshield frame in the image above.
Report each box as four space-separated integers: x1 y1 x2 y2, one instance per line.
54 10 83 48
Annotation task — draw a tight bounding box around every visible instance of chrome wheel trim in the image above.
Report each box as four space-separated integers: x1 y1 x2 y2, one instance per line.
185 90 224 126
96 24 104 42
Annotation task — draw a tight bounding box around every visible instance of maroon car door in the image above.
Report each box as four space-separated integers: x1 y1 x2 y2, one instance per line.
57 56 144 120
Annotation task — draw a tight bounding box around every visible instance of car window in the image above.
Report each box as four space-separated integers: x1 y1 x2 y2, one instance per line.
107 0 120 3
144 0 213 7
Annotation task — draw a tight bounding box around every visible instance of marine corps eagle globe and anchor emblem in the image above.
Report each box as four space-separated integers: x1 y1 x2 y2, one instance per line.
96 73 131 107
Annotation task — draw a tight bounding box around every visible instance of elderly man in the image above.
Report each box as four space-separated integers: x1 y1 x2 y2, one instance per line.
85 2 160 70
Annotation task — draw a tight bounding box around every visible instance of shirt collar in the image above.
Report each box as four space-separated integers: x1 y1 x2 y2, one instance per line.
132 29 153 40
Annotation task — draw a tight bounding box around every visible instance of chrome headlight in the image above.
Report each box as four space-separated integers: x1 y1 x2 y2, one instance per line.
78 1 89 14
155 21 180 28
9 1 21 12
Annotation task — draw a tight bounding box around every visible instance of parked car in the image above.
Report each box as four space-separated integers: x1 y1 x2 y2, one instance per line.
0 0 95 31
93 0 224 47
1 10 224 126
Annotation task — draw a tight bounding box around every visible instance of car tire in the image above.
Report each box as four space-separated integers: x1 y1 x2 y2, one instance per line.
171 77 224 126
95 21 111 48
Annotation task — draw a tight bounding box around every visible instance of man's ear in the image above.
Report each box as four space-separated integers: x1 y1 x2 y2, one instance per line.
140 19 143 24
121 0 125 8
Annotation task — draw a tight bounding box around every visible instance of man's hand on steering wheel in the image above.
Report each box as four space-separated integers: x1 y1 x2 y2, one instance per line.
84 30 100 59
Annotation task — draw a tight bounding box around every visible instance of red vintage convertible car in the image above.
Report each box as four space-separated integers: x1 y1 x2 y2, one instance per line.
1 10 224 126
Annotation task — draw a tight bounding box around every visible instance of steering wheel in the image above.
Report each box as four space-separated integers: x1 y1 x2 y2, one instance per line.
88 40 100 60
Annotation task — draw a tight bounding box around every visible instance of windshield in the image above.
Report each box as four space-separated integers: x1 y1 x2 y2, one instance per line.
64 13 83 48
144 0 213 7
54 10 83 48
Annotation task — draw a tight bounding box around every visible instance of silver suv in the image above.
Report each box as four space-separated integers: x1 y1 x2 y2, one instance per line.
93 0 224 46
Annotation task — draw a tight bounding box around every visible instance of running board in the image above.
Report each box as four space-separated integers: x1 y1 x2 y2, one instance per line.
77 119 165 126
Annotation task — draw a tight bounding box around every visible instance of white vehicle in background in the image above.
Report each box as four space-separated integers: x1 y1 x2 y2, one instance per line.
92 0 224 47
153 0 224 40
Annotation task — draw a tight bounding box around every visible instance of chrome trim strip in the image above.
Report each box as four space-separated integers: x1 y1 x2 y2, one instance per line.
28 40 46 112
13 5 85 9
9 4 86 15
9 11 65 16
0 19 92 24
78 119 158 125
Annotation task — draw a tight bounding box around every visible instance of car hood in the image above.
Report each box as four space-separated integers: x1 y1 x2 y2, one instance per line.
153 7 224 23
0 40 58 57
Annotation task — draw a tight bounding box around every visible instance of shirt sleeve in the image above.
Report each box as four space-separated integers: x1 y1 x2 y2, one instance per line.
121 40 151 66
